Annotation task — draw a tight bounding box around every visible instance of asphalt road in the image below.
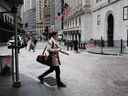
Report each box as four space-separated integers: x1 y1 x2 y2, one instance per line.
19 42 128 96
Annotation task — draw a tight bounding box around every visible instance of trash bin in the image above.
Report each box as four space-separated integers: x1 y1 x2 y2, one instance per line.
0 55 12 76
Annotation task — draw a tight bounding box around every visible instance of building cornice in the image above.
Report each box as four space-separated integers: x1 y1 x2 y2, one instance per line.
93 0 121 12
64 4 91 22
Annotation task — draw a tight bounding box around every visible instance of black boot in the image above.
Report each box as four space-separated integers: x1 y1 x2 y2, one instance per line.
38 76 44 81
57 82 66 88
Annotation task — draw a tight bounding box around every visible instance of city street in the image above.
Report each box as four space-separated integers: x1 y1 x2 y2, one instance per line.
0 42 128 96
1 0 128 96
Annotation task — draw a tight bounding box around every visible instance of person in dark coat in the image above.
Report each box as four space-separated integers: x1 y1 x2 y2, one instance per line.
74 40 79 53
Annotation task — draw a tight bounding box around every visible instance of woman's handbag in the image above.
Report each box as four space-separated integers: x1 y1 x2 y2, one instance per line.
36 46 51 66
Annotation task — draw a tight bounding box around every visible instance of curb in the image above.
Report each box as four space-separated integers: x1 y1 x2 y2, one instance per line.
87 51 119 56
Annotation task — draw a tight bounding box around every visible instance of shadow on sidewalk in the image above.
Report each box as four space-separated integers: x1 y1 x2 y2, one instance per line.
0 74 48 96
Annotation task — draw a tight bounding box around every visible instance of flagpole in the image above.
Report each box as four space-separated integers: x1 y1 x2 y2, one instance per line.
61 0 64 30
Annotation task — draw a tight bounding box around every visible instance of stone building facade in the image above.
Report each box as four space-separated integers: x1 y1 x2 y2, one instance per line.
92 0 128 47
63 0 92 43
63 0 128 47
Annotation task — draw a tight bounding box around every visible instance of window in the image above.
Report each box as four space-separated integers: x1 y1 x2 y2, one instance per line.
123 6 128 20
97 15 101 25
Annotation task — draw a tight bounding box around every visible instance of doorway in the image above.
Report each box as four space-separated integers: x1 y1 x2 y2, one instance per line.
107 14 114 47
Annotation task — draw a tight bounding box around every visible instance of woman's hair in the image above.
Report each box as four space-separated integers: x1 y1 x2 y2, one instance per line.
49 31 58 38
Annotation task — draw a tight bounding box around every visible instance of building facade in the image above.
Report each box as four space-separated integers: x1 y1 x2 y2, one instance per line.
63 0 128 47
63 0 92 43
22 0 36 35
54 0 63 32
92 0 128 47
43 0 50 33
23 8 36 34
49 0 56 32
0 0 23 43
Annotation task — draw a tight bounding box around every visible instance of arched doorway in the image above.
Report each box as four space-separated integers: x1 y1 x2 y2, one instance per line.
107 14 114 47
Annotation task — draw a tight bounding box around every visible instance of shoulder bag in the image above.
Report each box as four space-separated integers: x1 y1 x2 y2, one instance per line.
36 46 51 66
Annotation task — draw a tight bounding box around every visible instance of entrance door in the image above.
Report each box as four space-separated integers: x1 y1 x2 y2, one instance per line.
107 14 114 47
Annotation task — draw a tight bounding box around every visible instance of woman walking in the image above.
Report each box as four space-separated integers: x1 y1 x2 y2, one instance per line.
38 31 66 88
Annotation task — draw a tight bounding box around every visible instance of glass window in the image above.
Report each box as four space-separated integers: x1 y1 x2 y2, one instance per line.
123 6 128 20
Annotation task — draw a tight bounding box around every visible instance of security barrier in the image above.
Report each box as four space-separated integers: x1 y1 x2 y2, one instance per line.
0 55 12 76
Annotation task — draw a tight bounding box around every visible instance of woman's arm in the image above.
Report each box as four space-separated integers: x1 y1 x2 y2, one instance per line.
47 41 60 53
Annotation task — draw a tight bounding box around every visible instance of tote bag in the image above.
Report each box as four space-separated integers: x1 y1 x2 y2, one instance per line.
36 46 51 66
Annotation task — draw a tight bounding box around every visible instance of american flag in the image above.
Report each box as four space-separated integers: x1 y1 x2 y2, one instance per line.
54 3 72 21
63 3 72 17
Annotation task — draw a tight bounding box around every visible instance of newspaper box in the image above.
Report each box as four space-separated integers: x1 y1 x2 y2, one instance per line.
0 55 12 75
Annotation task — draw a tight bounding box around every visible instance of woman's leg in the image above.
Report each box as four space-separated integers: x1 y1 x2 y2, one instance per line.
54 66 61 84
55 66 66 87
38 66 54 80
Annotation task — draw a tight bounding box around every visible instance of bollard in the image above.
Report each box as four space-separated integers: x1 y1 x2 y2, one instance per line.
0 55 12 76
101 37 103 54
120 39 123 54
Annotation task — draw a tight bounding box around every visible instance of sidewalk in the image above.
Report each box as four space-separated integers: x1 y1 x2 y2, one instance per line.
0 74 49 96
0 42 49 96
86 46 128 55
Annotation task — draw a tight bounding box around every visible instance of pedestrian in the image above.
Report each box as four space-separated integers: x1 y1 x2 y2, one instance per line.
33 37 38 49
38 31 66 88
74 40 79 53
70 40 73 50
27 37 35 52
